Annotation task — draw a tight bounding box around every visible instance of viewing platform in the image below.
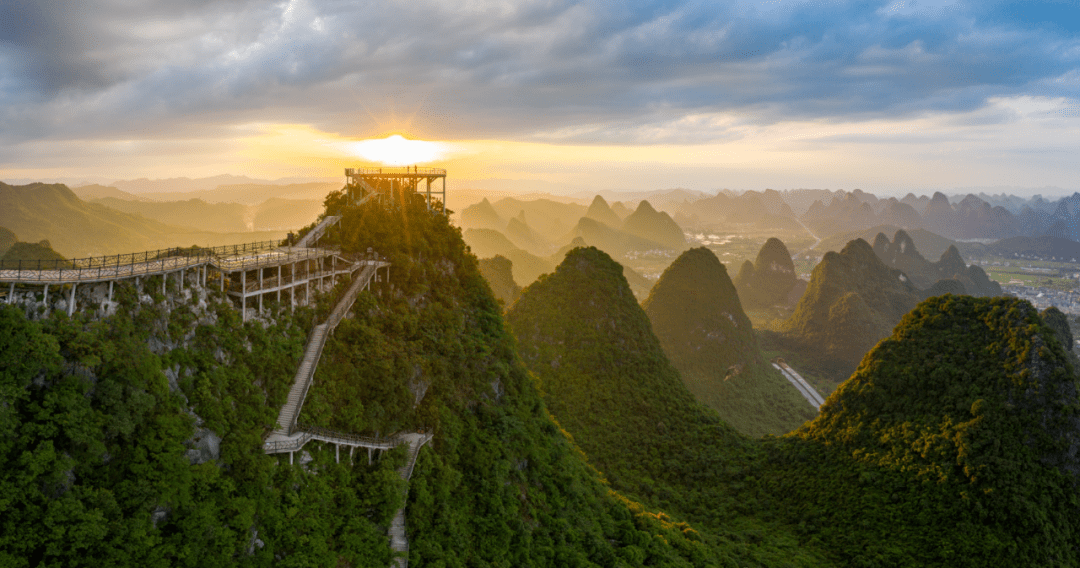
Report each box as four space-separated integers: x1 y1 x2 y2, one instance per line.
345 166 447 213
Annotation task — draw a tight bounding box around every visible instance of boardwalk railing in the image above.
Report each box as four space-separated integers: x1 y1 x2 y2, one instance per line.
0 241 343 284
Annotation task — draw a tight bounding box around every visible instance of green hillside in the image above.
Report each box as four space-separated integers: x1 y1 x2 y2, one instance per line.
760 295 1080 566
780 238 920 383
562 216 666 258
0 196 716 567
643 247 816 436
506 246 829 565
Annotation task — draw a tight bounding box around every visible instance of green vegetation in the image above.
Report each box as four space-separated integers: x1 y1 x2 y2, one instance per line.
506 246 831 565
621 200 686 249
643 247 815 436
0 279 404 566
775 238 926 390
293 197 717 566
759 295 1080 566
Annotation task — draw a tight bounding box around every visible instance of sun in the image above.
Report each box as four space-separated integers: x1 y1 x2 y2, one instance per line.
345 134 446 166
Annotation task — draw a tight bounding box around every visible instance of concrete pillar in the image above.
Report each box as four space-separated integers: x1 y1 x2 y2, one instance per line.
43 283 49 306
108 280 113 303
180 268 184 290
349 446 354 464
162 272 167 296
368 447 372 465
289 452 294 465
335 444 340 464
220 270 225 293
277 265 281 304
68 284 76 316
7 282 13 304
242 271 247 323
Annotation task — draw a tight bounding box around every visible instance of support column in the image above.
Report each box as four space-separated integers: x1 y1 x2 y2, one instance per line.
68 283 76 316
349 446 354 464
43 283 49 306
258 269 264 314
220 270 225 293
162 272 167 296
7 282 14 304
180 268 185 290
242 271 247 323
277 265 281 304
335 444 340 464
289 452 294 465
108 281 114 303
367 447 372 465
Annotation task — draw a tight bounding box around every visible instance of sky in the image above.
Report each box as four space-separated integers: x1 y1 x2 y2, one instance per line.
1 0 1079 197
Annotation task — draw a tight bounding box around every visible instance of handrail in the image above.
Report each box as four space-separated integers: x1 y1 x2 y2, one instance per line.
346 167 446 176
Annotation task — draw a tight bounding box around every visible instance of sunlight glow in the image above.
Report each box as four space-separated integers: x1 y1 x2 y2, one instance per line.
343 135 447 165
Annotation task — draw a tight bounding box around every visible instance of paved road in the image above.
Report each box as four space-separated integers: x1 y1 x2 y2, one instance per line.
772 361 826 409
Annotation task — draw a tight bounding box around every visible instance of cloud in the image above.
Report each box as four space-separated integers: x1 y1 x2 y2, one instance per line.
0 0 1078 147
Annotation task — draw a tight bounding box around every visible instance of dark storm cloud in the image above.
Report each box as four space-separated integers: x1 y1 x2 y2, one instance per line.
0 0 1077 145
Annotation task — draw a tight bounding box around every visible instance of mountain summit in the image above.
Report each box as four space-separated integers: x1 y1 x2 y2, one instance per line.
643 247 815 435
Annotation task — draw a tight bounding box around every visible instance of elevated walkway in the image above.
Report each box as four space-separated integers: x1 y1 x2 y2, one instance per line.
264 261 385 441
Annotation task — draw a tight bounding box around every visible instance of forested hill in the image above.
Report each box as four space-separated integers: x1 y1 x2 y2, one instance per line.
642 247 815 435
0 195 715 566
759 295 1080 565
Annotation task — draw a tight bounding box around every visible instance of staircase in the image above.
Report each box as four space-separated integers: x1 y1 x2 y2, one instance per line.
271 323 329 435
295 215 341 248
389 433 433 568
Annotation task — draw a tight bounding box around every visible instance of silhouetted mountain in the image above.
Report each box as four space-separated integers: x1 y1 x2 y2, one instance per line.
643 248 816 435
0 182 287 257
71 184 149 202
1 240 68 267
503 215 551 256
817 224 957 259
621 200 686 249
878 198 923 229
986 235 1080 261
803 192 876 236
609 200 631 220
563 216 667 258
872 231 1002 296
486 197 586 241
93 197 250 232
459 197 505 230
584 195 622 227
462 228 555 285
734 238 799 308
